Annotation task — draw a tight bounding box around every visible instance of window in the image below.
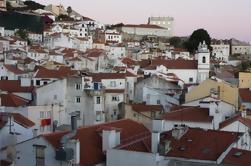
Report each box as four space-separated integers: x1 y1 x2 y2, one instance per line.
112 96 119 101
96 97 101 104
96 111 102 122
40 112 45 119
75 84 82 90
76 97 81 103
36 80 40 86
110 81 116 87
157 100 161 104
53 95 57 100
189 77 193 83
46 111 51 118
35 146 45 166
202 56 206 63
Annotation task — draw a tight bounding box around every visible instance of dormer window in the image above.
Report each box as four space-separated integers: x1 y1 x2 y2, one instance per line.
202 56 206 63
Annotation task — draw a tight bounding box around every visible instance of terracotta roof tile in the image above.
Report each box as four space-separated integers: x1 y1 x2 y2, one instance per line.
162 128 241 161
90 72 135 82
42 119 149 166
35 66 77 78
151 59 198 69
3 65 26 75
0 112 35 128
0 80 34 93
223 148 251 166
0 93 30 107
219 113 251 129
162 106 213 123
239 88 251 103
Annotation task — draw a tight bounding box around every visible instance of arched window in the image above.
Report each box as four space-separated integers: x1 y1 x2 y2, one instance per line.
202 56 206 63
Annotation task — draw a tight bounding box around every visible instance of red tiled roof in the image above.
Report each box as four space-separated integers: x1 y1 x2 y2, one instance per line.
239 88 251 103
117 132 151 153
84 49 105 58
90 72 135 82
162 128 241 161
0 112 35 128
105 89 125 93
130 103 163 113
219 113 251 129
35 66 77 78
0 160 12 166
162 106 213 123
0 93 29 107
121 57 138 67
151 59 198 69
123 24 165 29
3 65 26 75
0 80 34 93
42 119 150 166
223 148 251 166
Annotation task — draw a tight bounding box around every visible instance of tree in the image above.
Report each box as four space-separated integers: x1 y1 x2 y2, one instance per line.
169 36 182 48
15 29 28 40
184 29 211 53
67 6 73 16
23 1 45 10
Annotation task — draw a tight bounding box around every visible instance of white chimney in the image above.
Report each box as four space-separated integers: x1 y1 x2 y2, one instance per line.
66 139 80 165
20 77 31 87
102 130 120 152
151 132 160 153
152 120 165 132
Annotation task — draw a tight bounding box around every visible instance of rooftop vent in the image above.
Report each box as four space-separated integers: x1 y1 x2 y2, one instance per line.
179 146 186 151
234 151 242 158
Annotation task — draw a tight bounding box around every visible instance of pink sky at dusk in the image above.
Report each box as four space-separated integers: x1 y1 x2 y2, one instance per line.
37 0 251 42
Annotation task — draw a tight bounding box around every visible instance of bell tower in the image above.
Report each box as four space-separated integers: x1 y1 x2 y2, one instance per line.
197 41 210 83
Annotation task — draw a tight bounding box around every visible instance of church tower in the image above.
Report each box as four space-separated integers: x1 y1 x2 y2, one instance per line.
197 41 210 83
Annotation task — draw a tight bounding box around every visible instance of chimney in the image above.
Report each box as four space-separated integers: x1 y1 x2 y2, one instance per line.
172 126 188 140
66 139 80 165
20 77 31 87
102 130 120 152
71 115 77 131
152 120 165 132
151 132 160 153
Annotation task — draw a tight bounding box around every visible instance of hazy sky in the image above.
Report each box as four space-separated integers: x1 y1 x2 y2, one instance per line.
36 0 251 42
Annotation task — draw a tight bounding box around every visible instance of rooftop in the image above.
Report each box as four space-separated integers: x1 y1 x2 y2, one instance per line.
162 128 241 161
42 119 150 166
162 106 213 123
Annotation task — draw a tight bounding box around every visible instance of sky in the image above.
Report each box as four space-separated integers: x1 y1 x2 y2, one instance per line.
36 0 251 42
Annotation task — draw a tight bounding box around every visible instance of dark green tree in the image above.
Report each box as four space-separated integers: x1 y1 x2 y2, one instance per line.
23 1 45 10
15 29 28 40
169 36 182 48
184 29 211 53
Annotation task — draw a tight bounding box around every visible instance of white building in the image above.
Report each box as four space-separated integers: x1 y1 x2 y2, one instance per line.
211 41 230 62
148 16 174 36
2 119 148 166
121 24 172 38
0 112 35 149
35 77 95 128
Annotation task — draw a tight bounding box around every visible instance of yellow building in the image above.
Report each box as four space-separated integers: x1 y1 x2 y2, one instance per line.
239 72 251 88
185 78 239 108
